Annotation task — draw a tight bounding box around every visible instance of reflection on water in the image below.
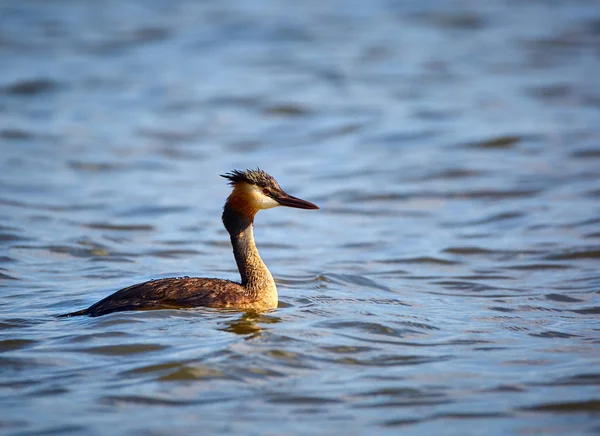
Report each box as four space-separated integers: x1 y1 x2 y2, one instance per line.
1 0 600 434
221 311 280 336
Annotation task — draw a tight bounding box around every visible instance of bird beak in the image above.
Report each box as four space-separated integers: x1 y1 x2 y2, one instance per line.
275 192 319 210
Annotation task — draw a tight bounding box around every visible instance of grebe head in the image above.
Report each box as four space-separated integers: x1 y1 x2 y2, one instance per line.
221 168 319 213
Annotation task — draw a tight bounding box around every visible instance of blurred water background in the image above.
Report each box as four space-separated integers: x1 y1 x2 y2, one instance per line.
1 0 600 434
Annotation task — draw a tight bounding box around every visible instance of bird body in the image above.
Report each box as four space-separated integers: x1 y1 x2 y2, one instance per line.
60 169 318 317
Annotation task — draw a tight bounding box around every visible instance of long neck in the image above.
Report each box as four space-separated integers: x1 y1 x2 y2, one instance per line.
222 203 277 299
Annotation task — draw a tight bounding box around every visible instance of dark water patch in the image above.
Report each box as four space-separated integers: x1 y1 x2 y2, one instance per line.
207 94 263 108
527 83 572 103
311 123 363 141
570 148 600 159
265 394 342 405
378 256 460 265
78 343 168 356
130 26 171 43
85 26 171 54
80 316 144 328
485 384 525 393
257 242 295 249
454 189 541 200
67 331 130 343
505 263 571 271
0 318 40 330
0 338 37 352
0 356 47 373
585 188 600 198
1 78 61 95
320 345 375 354
543 373 600 387
0 419 27 430
413 107 461 121
202 239 230 248
470 211 525 225
429 168 482 180
545 293 583 303
319 321 407 339
356 397 449 408
26 386 70 398
100 394 226 407
348 192 410 203
354 386 439 399
88 256 136 263
0 232 32 243
147 249 202 259
0 256 16 263
560 216 600 228
68 161 117 173
0 271 20 280
83 222 155 231
463 135 523 149
15 424 87 435
435 412 508 420
266 23 315 43
365 298 410 307
122 361 187 376
33 243 112 258
522 400 600 413
544 247 600 260
379 418 422 427
0 378 38 390
571 306 600 315
443 246 503 256
529 330 581 339
433 280 499 293
0 129 35 140
340 242 381 250
371 269 410 277
336 354 449 367
515 305 562 313
262 103 312 117
395 321 440 331
416 11 487 30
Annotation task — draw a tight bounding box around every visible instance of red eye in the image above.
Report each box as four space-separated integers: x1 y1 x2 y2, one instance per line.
262 188 269 195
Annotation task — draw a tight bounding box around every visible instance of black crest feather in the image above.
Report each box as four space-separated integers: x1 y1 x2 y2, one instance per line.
221 168 281 190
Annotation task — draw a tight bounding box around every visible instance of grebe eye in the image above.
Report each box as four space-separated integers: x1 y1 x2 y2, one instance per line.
262 188 269 195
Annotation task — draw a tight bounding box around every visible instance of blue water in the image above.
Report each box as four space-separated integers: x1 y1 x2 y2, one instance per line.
1 0 600 434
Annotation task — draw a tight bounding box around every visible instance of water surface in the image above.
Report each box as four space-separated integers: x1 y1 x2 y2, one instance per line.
1 0 600 434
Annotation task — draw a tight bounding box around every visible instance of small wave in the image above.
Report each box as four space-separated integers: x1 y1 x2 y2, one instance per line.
522 400 600 413
83 222 155 231
78 343 168 356
2 78 61 95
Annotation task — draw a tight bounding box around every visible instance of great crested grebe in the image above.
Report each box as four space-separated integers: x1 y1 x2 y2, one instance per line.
59 169 318 317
